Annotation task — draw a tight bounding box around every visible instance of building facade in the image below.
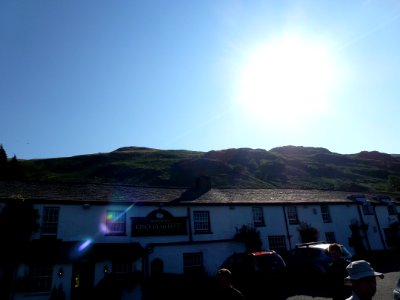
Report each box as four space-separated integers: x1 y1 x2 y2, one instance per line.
0 181 399 300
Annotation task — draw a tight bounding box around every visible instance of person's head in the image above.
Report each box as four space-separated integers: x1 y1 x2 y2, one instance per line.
328 243 342 260
216 268 232 288
345 260 383 299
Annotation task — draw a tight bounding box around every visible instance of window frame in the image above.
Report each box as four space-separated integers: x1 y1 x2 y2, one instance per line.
320 204 332 223
252 206 265 227
112 262 133 274
28 265 53 293
267 235 287 253
193 210 211 234
362 203 374 215
41 206 60 238
105 210 126 236
387 204 397 215
183 252 203 275
287 206 299 225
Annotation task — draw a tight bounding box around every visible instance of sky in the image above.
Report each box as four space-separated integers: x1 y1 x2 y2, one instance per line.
1 0 400 159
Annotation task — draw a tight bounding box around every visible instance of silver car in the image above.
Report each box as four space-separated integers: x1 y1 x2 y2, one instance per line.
394 278 400 300
284 241 353 278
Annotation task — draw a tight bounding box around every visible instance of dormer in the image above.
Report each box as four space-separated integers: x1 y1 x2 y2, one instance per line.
373 195 398 215
373 195 392 205
347 194 368 204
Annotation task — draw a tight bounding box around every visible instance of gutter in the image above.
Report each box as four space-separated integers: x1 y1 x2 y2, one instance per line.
357 205 371 251
372 204 387 250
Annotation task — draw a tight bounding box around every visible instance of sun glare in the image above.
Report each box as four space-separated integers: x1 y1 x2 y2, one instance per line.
234 35 338 129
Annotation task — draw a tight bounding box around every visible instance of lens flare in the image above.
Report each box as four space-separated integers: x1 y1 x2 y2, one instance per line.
78 239 92 252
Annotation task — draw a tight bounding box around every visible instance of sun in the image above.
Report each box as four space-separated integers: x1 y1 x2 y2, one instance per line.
234 34 338 129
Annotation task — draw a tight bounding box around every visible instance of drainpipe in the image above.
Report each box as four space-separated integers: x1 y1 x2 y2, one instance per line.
187 207 193 242
143 243 155 278
282 206 292 250
357 205 371 251
372 205 386 250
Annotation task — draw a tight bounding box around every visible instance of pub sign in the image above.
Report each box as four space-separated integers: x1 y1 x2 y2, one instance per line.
131 209 187 236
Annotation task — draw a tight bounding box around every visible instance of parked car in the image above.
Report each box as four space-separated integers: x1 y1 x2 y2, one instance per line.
394 278 400 300
219 250 287 299
284 241 353 288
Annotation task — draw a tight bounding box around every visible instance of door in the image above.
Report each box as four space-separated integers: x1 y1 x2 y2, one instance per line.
70 261 94 300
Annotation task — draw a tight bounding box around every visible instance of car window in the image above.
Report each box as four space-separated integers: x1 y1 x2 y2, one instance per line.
291 248 311 258
309 248 321 258
340 246 352 258
255 254 284 269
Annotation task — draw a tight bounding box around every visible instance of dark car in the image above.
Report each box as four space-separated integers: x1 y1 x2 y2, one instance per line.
284 241 353 288
220 250 287 299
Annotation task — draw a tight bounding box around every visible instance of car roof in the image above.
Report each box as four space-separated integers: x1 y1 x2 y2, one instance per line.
294 242 353 256
251 250 277 256
307 244 329 250
296 241 343 248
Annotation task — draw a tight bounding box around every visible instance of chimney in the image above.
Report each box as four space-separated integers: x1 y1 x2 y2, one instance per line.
195 175 211 190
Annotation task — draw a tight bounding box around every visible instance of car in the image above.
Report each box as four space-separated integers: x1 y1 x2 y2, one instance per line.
394 278 400 300
220 250 287 280
283 241 353 288
219 250 287 299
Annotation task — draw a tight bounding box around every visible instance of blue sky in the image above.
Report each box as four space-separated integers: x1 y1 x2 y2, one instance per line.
1 0 400 159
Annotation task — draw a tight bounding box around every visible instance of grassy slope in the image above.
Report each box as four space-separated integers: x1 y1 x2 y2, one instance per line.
17 146 400 192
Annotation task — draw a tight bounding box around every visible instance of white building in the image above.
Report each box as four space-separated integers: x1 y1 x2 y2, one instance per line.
0 181 399 300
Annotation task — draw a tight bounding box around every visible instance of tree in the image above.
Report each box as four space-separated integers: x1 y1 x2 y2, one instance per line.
298 222 319 243
0 144 7 180
234 225 262 252
9 155 23 180
0 197 40 300
349 221 367 258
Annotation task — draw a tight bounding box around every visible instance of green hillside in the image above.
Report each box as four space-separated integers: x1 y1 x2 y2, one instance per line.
5 146 400 192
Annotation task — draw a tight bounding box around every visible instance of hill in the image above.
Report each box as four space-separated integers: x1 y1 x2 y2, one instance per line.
9 146 400 192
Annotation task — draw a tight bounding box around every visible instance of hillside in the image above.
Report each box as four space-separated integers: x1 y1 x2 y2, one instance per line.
10 146 400 192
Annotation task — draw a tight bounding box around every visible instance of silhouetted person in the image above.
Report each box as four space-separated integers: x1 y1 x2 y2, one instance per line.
215 268 244 300
327 243 352 300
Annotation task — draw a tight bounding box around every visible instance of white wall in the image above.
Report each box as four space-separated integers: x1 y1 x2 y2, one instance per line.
13 199 399 300
147 241 245 276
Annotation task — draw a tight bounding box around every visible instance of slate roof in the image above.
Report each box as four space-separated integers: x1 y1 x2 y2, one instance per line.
0 181 399 205
0 181 185 203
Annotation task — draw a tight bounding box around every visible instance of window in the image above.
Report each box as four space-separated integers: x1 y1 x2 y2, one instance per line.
112 262 133 274
362 203 374 215
29 265 53 293
183 252 203 275
388 205 397 215
287 206 299 224
325 232 336 243
252 206 265 227
384 227 399 247
106 210 126 235
268 235 287 253
320 205 332 223
193 211 210 233
41 207 59 237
